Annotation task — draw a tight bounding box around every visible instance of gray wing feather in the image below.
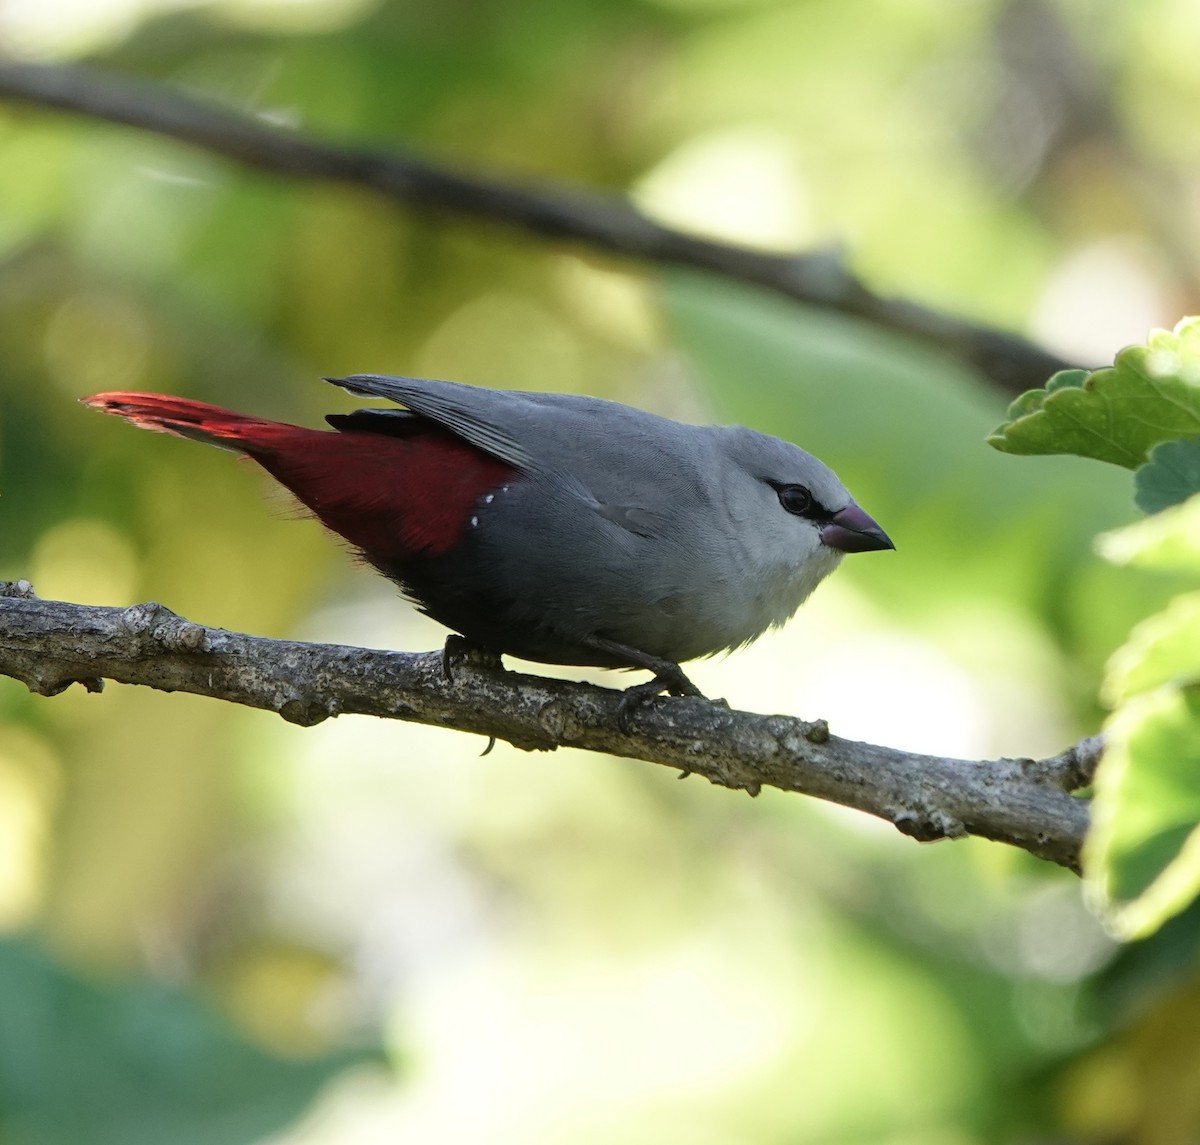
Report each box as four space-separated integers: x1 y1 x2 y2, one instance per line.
326 375 700 537
328 374 538 469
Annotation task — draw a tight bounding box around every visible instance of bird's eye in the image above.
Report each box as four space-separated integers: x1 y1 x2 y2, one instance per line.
777 484 813 515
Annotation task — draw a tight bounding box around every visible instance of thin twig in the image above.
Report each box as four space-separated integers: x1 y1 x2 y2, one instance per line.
0 583 1094 870
0 58 1072 396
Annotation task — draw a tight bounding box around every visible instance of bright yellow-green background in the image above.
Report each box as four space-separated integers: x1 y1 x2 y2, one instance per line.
3 0 1200 1141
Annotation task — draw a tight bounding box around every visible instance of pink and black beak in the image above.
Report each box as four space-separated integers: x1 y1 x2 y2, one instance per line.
821 504 894 553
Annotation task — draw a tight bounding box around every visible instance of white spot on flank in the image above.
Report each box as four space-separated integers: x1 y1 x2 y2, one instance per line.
484 494 494 504
470 516 479 528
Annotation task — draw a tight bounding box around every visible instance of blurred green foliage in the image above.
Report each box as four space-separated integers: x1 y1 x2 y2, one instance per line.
1137 439 1200 516
1091 493 1200 940
4 0 1200 1142
982 320 1200 939
0 938 373 1145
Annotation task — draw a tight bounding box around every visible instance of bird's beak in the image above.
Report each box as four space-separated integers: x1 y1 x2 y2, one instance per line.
821 505 894 553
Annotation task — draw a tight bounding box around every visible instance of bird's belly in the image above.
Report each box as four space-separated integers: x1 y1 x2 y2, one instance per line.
604 546 844 662
379 482 841 669
599 592 773 664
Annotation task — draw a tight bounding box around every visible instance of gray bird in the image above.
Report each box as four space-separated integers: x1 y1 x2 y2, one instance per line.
83 375 893 710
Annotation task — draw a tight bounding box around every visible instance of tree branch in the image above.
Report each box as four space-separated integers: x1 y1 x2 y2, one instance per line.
0 582 1095 871
0 58 1072 396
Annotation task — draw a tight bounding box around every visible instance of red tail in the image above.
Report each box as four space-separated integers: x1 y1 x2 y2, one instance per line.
83 390 518 560
81 392 319 454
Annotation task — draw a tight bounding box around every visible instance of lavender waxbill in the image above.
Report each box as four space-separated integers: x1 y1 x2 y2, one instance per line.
84 375 893 710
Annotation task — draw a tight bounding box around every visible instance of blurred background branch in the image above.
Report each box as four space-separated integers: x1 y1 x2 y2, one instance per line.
0 57 1073 396
0 584 1095 869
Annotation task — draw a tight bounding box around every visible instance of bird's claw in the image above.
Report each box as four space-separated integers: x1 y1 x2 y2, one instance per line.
617 668 704 734
442 635 505 682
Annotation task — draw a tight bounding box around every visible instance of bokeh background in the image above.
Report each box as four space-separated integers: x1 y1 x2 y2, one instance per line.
2 0 1200 1141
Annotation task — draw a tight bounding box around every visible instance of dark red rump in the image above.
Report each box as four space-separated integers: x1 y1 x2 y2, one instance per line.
81 392 516 562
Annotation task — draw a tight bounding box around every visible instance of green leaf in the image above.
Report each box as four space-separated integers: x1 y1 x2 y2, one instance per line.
1098 491 1200 575
1135 437 1200 514
0 937 380 1145
1103 592 1200 706
1093 501 1200 937
988 319 1200 467
1087 686 1200 939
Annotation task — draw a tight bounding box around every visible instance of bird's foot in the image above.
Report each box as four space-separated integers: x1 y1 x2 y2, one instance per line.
580 635 706 733
617 665 704 734
441 635 505 682
441 636 504 756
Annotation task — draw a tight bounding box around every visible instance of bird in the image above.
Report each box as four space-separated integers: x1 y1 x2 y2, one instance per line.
83 375 893 713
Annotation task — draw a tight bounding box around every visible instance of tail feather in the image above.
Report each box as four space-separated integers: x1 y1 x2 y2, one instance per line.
82 389 520 560
81 392 317 454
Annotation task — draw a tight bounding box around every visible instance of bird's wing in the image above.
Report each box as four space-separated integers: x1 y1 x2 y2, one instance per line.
327 375 540 470
326 374 695 539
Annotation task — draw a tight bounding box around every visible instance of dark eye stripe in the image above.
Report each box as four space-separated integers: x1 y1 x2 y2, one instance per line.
768 481 834 523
